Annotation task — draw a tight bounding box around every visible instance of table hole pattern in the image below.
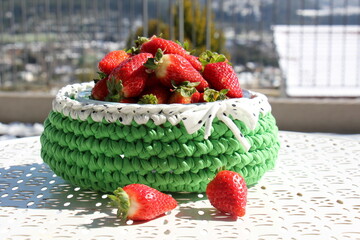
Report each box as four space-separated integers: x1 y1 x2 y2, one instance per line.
1 133 360 239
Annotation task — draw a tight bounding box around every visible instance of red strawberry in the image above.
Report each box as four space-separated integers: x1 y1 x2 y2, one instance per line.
191 91 201 103
108 184 177 221
145 73 162 88
191 88 229 103
169 92 192 104
144 50 208 92
206 170 247 217
184 55 202 72
138 36 202 71
119 98 138 103
203 62 243 98
91 77 109 101
98 50 130 75
107 53 153 101
139 85 170 104
168 81 199 104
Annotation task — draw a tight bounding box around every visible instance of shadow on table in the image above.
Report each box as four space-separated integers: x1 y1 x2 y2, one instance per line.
0 163 111 211
0 163 237 229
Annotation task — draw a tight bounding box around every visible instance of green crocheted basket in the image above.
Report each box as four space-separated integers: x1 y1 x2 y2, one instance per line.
40 82 280 193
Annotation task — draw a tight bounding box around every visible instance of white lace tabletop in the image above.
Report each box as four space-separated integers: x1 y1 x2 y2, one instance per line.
1 131 360 239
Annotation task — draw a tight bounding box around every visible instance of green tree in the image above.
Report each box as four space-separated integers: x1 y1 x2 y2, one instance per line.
126 19 170 48
173 0 226 55
127 0 226 56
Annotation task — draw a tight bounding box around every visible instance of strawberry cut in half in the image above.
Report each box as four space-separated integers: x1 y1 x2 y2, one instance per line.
108 184 178 221
144 49 208 92
206 170 248 217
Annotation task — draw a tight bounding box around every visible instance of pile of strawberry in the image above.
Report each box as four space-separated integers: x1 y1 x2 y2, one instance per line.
91 36 243 104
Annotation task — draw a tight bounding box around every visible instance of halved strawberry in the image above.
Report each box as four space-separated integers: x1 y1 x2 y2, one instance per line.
206 170 247 217
107 53 153 101
108 184 177 221
138 36 202 71
144 49 208 92
98 50 131 75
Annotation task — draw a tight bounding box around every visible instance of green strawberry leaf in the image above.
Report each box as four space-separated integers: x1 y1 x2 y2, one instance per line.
105 77 124 102
218 89 229 100
126 47 139 54
199 50 228 66
143 58 158 70
138 94 158 104
203 88 229 102
172 81 199 97
135 36 150 47
154 48 164 61
97 71 108 80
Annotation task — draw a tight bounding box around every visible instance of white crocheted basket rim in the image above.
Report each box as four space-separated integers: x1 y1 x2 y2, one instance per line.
52 82 272 151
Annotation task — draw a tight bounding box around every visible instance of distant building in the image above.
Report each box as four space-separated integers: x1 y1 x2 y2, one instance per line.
273 25 360 97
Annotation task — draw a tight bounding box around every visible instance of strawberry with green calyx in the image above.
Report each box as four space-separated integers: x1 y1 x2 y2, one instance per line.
199 50 228 68
203 88 229 102
138 35 203 71
138 94 158 104
104 77 123 102
139 85 170 104
98 50 131 75
191 88 229 103
206 170 248 217
168 81 199 104
203 62 243 98
108 184 178 221
107 53 153 101
144 49 208 92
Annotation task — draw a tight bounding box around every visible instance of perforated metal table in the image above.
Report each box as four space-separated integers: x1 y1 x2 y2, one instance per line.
1 132 360 239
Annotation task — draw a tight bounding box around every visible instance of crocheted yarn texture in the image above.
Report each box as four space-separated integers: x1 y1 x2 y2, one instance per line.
40 83 280 193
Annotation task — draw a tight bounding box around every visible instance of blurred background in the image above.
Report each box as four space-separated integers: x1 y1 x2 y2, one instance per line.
0 0 359 140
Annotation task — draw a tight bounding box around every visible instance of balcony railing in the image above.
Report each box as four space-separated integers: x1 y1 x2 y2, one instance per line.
1 0 359 97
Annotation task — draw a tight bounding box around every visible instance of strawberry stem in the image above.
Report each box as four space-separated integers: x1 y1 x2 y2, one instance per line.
135 36 150 47
105 77 125 102
199 50 228 67
138 94 158 104
203 88 229 102
108 187 130 219
144 49 164 70
172 81 199 97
